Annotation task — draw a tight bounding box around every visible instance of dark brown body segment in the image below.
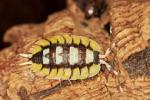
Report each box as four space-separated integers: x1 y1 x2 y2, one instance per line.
31 41 99 69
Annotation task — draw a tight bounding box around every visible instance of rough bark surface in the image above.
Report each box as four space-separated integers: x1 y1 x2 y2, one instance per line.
0 0 149 100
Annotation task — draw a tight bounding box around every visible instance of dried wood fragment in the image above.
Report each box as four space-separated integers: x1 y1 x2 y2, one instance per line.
0 0 149 100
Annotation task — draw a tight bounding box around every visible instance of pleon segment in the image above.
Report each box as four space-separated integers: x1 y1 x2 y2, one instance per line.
70 67 80 80
63 35 72 44
28 45 42 54
62 68 71 80
35 39 50 47
72 35 80 45
80 67 89 79
88 64 100 77
38 68 49 76
30 63 42 73
89 39 101 52
46 68 57 79
81 36 89 47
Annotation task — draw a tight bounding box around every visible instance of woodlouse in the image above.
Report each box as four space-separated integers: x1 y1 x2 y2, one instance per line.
20 35 117 80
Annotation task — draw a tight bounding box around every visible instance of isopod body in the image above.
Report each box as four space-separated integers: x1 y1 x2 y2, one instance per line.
20 35 115 80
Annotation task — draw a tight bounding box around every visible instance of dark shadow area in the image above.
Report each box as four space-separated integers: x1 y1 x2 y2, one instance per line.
0 0 66 49
104 22 111 35
123 48 150 78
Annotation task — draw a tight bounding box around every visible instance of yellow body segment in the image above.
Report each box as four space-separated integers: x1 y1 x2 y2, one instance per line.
28 45 42 54
56 36 65 44
35 39 50 47
62 68 72 80
80 67 89 79
30 63 42 72
81 36 89 47
25 35 104 80
89 39 102 52
56 68 64 79
63 35 72 44
70 68 80 80
47 36 57 44
38 68 50 76
72 35 80 45
89 64 100 77
46 68 57 79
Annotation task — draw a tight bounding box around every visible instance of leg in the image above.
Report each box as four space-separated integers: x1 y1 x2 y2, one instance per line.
99 42 116 59
67 79 72 86
58 78 62 86
100 59 118 76
99 48 111 58
100 60 124 92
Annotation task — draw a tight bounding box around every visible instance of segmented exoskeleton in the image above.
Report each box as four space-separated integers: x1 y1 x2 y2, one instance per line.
20 35 117 80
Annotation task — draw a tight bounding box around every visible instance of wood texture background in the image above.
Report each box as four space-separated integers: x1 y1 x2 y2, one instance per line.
0 0 149 100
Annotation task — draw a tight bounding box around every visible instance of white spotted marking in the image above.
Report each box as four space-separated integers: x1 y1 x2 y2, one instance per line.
56 46 63 64
86 49 94 64
88 7 94 15
69 47 78 65
43 48 50 64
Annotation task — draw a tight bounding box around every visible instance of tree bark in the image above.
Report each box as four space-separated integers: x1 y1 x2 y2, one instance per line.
0 0 149 100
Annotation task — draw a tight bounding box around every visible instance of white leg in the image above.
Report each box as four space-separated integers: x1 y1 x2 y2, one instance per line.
58 78 62 86
19 61 33 66
19 53 33 58
100 59 118 76
99 48 111 58
68 79 72 86
99 42 116 59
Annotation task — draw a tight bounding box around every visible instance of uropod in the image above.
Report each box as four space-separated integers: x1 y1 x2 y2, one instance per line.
19 35 118 80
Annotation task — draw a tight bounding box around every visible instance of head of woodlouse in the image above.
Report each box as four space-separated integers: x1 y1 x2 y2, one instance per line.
19 35 117 80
